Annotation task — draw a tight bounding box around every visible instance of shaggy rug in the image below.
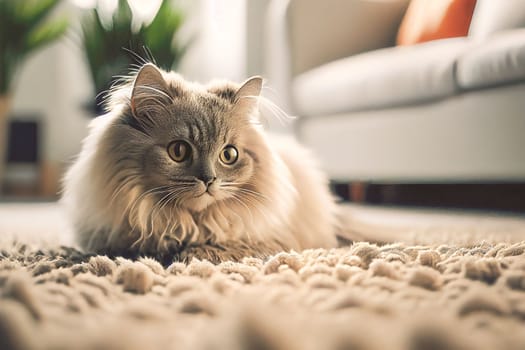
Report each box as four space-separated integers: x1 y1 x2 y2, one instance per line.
1 204 525 349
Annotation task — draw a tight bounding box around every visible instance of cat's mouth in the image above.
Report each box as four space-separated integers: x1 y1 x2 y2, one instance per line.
157 183 230 212
195 190 213 198
184 191 216 211
179 184 225 211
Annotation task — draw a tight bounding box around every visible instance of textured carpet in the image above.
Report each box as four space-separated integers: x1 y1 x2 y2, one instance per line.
1 239 525 350
1 203 525 349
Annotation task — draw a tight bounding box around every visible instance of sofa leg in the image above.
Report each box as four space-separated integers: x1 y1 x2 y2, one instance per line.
349 182 368 203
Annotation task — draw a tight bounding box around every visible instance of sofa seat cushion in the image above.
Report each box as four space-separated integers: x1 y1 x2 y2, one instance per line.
292 38 472 117
457 29 525 89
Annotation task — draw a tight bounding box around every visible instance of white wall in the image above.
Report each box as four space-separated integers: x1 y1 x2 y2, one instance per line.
11 4 95 167
178 0 247 83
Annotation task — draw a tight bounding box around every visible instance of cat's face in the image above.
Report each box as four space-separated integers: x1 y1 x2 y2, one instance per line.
106 64 265 212
138 92 259 212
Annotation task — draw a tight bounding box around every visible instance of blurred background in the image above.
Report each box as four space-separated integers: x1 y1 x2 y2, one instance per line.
0 0 267 199
1 0 524 212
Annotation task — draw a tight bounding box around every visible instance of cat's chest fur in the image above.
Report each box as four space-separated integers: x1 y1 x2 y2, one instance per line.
79 143 297 257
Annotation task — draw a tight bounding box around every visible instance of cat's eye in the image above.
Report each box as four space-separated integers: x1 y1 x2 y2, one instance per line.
220 145 238 165
167 141 191 162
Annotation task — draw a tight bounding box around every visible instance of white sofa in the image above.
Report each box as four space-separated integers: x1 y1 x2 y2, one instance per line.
265 0 525 183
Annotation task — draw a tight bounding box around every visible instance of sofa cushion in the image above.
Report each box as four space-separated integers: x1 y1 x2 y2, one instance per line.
469 0 525 37
292 38 472 117
457 29 525 90
288 0 410 76
397 0 477 46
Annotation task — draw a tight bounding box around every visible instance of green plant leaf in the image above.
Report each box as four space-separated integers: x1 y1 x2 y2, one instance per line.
0 0 68 94
78 0 190 103
143 0 185 70
16 0 61 26
25 17 69 55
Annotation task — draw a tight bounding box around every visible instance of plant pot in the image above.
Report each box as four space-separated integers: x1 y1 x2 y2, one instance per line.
0 95 10 193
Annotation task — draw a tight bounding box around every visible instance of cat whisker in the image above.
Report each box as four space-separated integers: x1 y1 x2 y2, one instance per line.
110 75 135 89
259 96 296 126
129 63 144 71
108 175 141 206
238 193 272 226
236 94 294 127
122 47 151 66
220 184 271 203
156 187 188 213
261 84 278 95
172 182 197 186
221 180 260 187
128 185 170 217
173 188 195 209
235 187 271 202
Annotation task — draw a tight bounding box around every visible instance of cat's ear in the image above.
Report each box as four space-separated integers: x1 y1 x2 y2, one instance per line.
234 76 263 102
232 76 263 119
131 63 172 117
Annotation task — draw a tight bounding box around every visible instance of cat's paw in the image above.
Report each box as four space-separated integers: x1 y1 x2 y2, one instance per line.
177 243 241 264
176 241 281 264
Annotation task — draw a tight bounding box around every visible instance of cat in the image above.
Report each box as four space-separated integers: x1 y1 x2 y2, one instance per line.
61 63 339 264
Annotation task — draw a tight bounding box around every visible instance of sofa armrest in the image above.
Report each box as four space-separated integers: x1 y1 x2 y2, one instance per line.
264 0 410 115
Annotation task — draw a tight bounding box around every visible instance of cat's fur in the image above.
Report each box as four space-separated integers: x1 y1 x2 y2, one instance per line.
62 63 339 263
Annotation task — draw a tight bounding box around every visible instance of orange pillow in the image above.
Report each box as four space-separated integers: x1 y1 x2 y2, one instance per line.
397 0 477 46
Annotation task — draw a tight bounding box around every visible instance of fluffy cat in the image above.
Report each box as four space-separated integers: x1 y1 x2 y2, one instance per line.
62 63 339 263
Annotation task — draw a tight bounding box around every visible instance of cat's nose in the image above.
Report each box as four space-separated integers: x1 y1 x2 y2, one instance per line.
198 175 216 187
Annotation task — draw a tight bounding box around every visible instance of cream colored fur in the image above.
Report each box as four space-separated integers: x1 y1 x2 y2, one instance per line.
61 64 338 259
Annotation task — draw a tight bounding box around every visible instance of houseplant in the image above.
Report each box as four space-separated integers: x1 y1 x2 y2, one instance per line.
0 0 68 191
79 0 188 114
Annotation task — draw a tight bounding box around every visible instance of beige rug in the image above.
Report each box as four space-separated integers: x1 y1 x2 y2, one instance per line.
1 203 525 349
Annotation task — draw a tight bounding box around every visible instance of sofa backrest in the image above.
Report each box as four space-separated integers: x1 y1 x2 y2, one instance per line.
469 0 525 37
287 0 410 76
